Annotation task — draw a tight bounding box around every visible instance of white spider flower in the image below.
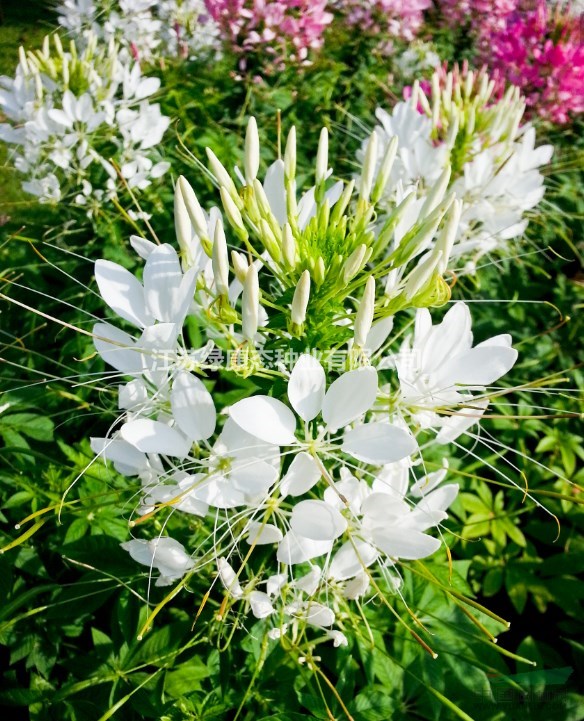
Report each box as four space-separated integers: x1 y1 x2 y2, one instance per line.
0 34 170 208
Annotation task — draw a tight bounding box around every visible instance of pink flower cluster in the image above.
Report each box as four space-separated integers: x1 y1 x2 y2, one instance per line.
484 1 584 124
204 0 333 75
334 0 431 54
436 0 518 38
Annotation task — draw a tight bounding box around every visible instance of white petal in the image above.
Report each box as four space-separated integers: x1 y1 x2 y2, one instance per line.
321 366 378 430
280 452 321 497
371 526 441 560
342 422 417 464
130 235 157 259
290 500 347 541
246 522 283 545
329 539 378 581
276 532 332 565
95 259 153 328
288 354 326 422
121 539 153 567
149 537 193 576
435 400 488 444
120 419 191 458
263 159 286 225
365 316 394 353
93 323 143 373
230 459 278 496
249 591 274 619
90 437 147 476
434 346 518 388
171 371 216 441
143 244 183 322
217 558 243 598
304 602 335 628
229 396 296 445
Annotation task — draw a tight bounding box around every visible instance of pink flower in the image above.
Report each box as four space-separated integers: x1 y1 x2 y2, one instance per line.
482 1 584 124
335 0 431 54
204 0 333 75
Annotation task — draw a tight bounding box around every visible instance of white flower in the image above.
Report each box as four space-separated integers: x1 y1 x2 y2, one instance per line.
395 302 518 436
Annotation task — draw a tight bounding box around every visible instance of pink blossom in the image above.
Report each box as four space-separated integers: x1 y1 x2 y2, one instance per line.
204 0 333 75
334 0 431 54
482 1 584 124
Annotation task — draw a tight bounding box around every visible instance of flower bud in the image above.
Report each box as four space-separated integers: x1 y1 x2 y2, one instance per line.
315 127 328 186
404 250 443 301
434 199 462 274
18 46 29 75
291 270 311 325
242 264 259 341
177 176 209 242
420 166 451 219
354 276 375 348
343 244 367 284
212 219 229 295
174 181 194 266
284 126 296 181
206 148 239 201
371 135 398 203
314 257 326 286
231 250 249 284
360 130 378 202
245 116 260 184
282 223 296 268
220 186 246 236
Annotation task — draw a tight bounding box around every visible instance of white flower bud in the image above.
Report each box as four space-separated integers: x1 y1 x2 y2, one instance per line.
212 218 229 295
435 199 462 274
174 181 193 265
371 135 398 203
360 130 378 202
242 264 259 341
343 244 367 283
315 127 328 185
420 166 452 219
284 126 296 180
177 176 209 241
220 186 245 233
404 250 442 300
245 116 260 184
354 276 376 348
206 148 238 199
291 270 311 325
282 223 296 268
18 46 29 75
314 257 326 286
231 250 249 284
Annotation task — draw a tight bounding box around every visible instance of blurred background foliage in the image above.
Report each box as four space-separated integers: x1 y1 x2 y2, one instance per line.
0 1 583 719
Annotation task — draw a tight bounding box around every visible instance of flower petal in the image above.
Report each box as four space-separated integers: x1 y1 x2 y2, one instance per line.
371 526 441 560
290 499 347 541
229 396 296 445
329 539 378 581
246 522 283 545
95 259 153 328
280 451 321 497
288 354 326 422
342 422 417 464
120 419 191 458
276 532 332 565
171 371 216 441
321 366 378 430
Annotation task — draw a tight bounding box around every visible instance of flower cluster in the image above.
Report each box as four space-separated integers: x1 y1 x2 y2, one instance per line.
90 118 519 644
204 0 333 75
57 0 219 62
359 66 553 270
333 0 431 55
435 0 518 38
0 35 170 208
482 0 584 124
